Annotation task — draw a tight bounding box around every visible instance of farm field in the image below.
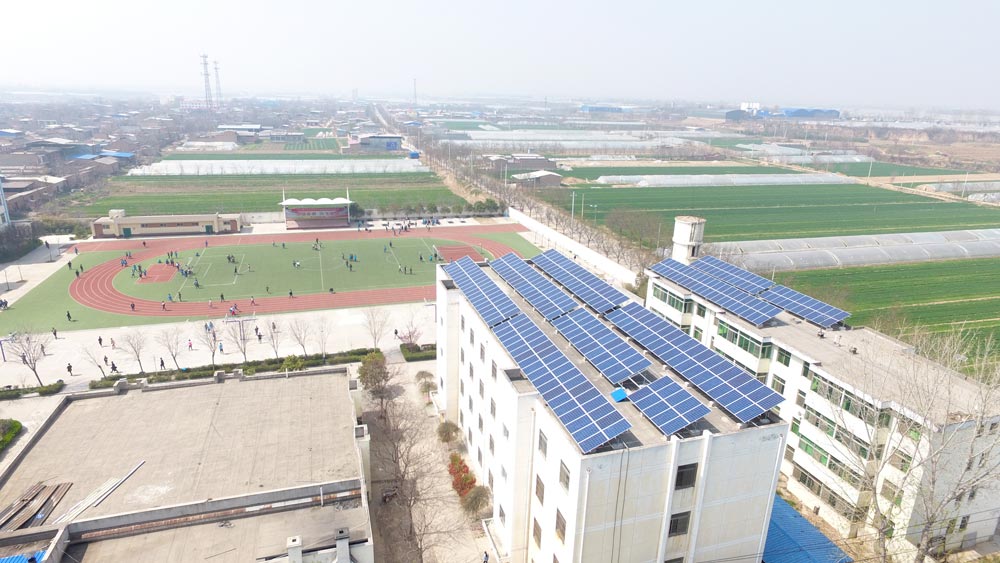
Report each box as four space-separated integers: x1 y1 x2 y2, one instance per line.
561 165 797 180
702 138 764 149
284 139 342 150
806 161 965 177
302 127 334 137
542 184 1000 242
163 153 392 161
434 120 491 131
71 173 466 217
774 258 1000 348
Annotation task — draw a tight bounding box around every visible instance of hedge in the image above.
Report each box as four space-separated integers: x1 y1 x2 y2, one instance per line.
87 349 380 389
0 419 23 453
0 380 65 400
400 343 437 362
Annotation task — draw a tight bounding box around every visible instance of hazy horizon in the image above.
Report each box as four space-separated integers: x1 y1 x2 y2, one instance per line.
5 0 999 111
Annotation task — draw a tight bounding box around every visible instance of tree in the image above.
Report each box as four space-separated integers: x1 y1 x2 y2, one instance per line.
156 326 183 370
121 332 147 373
266 321 284 359
196 327 219 367
287 319 310 356
8 329 51 386
436 421 460 444
364 307 391 350
315 318 333 359
80 346 106 379
399 312 422 347
358 352 397 417
225 320 252 363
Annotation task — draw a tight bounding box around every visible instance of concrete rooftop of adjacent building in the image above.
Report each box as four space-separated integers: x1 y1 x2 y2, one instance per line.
0 373 360 520
64 503 367 562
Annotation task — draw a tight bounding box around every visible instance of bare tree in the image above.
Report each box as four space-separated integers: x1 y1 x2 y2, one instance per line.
156 326 184 370
364 307 391 350
225 320 252 363
196 327 219 367
399 311 422 347
8 329 51 386
266 320 284 359
287 319 310 356
315 318 333 359
80 346 107 379
121 332 147 373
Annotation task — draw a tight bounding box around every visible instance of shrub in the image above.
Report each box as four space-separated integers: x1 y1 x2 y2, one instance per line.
281 355 305 372
88 378 116 390
0 419 23 453
453 472 476 497
400 343 436 362
419 380 437 396
36 380 65 396
460 485 491 515
0 389 21 401
438 421 460 444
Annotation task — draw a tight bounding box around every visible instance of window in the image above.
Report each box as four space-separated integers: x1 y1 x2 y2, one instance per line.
718 321 766 357
499 505 506 525
535 476 545 505
468 397 473 412
539 431 548 457
469 364 474 380
793 463 865 522
881 480 903 507
696 304 706 317
559 462 570 489
960 515 970 531
771 375 786 394
785 445 795 461
693 327 703 341
991 422 999 435
501 466 507 480
503 424 509 439
889 450 912 472
533 519 542 547
488 471 494 490
489 436 495 454
461 315 465 331
478 415 483 431
777 348 791 366
791 417 801 435
470 329 475 345
675 463 698 490
459 410 464 425
905 422 922 442
492 361 497 380
555 510 567 542
668 512 691 537
956 491 964 504
478 448 483 464
460 348 465 364
665 559 684 563
970 486 978 500
796 390 807 407
468 428 472 443
946 519 957 536
460 380 465 396
480 343 485 361
490 399 496 417
479 381 484 398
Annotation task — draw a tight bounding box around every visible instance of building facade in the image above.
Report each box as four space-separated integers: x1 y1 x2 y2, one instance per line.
435 257 788 563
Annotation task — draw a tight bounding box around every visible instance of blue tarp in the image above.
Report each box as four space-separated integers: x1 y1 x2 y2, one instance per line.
0 551 46 563
73 154 99 160
99 151 134 158
765 496 852 563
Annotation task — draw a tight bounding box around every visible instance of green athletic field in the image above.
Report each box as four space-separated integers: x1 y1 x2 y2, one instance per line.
71 173 466 217
112 238 466 302
774 258 1000 357
562 165 797 181
805 162 965 177
541 184 1000 242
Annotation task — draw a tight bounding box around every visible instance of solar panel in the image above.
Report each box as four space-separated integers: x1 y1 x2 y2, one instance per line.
629 377 711 436
490 253 578 320
606 302 784 423
443 256 521 327
689 255 775 294
531 250 628 314
551 308 652 385
492 314 632 453
649 259 781 326
760 285 850 328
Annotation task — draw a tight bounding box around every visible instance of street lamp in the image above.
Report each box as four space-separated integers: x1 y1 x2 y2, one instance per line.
588 204 598 223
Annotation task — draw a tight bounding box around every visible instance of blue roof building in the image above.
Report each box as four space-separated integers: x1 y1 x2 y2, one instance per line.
765 496 852 563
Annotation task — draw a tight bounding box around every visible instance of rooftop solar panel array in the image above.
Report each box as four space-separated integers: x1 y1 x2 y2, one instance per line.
629 377 712 436
649 259 781 326
443 257 521 327
490 253 579 321
689 255 775 294
551 308 652 385
532 249 629 314
606 302 784 422
760 285 851 328
492 314 632 453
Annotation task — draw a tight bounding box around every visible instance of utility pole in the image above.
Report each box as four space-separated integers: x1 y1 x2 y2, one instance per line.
571 191 576 222
213 60 223 109
201 54 213 111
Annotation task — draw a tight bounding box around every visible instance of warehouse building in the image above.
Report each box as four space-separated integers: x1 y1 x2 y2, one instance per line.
510 170 562 188
643 217 1000 557
91 209 242 238
435 253 789 563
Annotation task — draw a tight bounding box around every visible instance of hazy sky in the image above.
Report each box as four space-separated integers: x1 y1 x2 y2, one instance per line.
4 0 999 109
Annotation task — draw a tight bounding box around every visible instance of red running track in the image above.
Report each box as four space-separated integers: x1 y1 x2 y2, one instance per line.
69 224 527 319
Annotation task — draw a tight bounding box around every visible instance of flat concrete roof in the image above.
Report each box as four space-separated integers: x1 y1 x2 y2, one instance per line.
0 374 360 520
65 503 367 562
